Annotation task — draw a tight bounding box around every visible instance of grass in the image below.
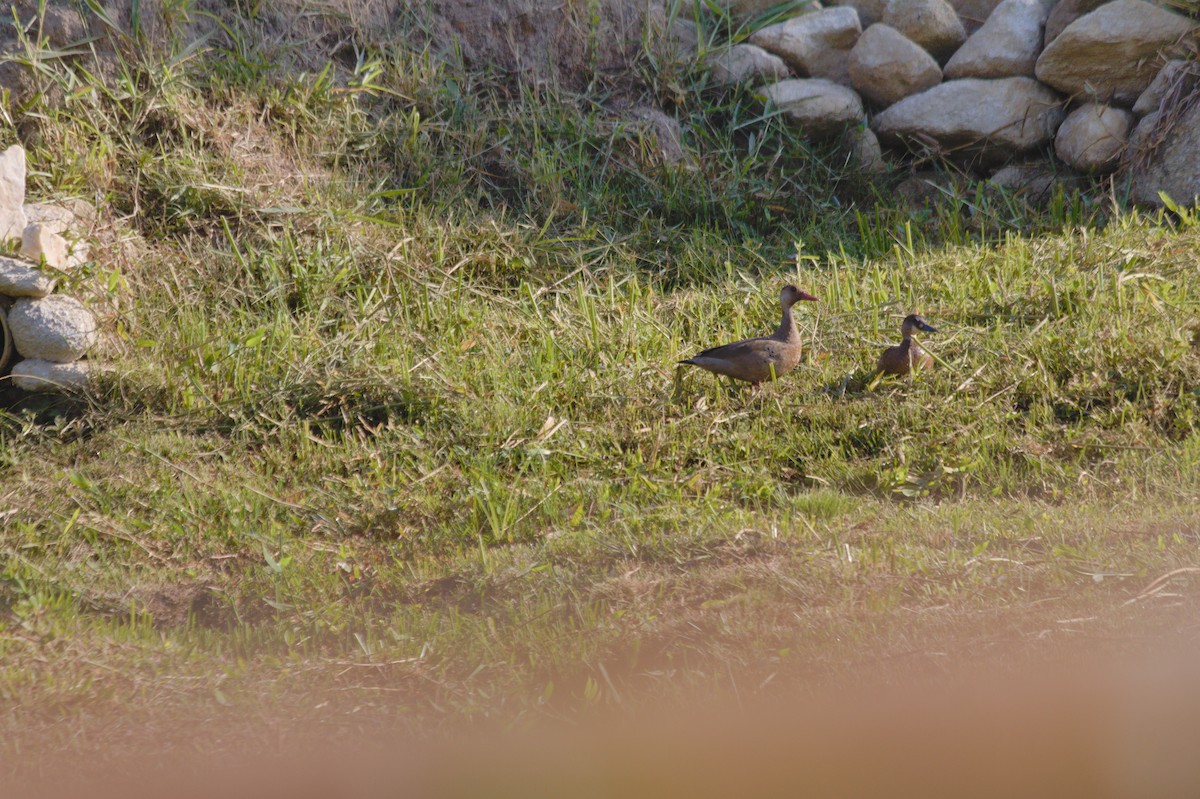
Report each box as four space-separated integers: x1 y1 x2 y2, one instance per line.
1 0 1199 760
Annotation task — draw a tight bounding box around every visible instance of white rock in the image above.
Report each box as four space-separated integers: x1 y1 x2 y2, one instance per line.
849 23 942 107
65 240 90 270
881 0 966 60
872 77 1065 156
8 295 97 363
1132 60 1196 117
21 223 69 270
759 78 866 136
1054 103 1134 173
707 44 791 85
0 145 27 241
749 7 862 84
944 0 1050 79
23 200 94 235
1129 102 1200 206
0 255 55 297
1035 0 1197 104
9 358 90 393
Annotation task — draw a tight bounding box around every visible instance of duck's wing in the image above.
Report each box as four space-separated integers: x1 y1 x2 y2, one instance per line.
682 336 768 364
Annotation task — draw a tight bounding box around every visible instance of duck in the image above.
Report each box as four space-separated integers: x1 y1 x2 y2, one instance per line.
678 285 818 385
876 313 938 376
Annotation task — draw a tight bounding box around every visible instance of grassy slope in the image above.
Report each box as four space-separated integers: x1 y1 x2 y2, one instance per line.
1 2 1199 751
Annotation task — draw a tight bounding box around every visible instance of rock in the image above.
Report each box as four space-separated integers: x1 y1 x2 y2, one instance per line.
759 78 866 136
951 0 1006 33
1132 60 1198 116
1129 101 1200 206
8 295 97 362
872 77 1064 157
0 145 26 240
830 0 887 26
1043 0 1106 44
1054 103 1134 173
9 358 90 393
40 6 86 47
944 0 1050 79
881 0 967 60
23 199 95 235
0 256 54 297
1126 110 1162 161
988 162 1084 204
20 223 69 270
710 0 805 16
1035 0 1197 104
895 170 964 208
848 24 942 107
848 126 887 171
0 59 35 109
749 7 862 84
646 5 699 63
65 240 90 270
707 44 791 85
990 163 1055 194
626 107 685 165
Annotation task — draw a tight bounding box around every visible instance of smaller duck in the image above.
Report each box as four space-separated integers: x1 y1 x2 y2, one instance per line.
679 285 818 386
877 314 938 376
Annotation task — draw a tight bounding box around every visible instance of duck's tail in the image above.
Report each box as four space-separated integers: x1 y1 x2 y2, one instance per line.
677 358 696 365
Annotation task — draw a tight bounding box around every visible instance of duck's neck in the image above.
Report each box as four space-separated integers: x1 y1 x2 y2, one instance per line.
774 303 799 341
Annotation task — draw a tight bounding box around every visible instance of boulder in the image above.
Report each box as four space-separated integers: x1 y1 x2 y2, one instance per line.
881 0 967 60
989 162 1084 204
951 0 1006 33
646 5 699 63
0 145 26 240
1043 0 1106 45
707 44 791 85
40 6 86 48
944 0 1051 79
1035 0 1197 104
872 77 1064 157
849 24 942 107
1054 103 1134 173
1129 101 1200 206
759 78 866 136
8 295 97 362
1127 110 1161 158
627 107 685 165
1132 60 1198 116
20 223 69 270
23 199 95 235
0 256 54 297
749 8 862 84
9 358 90 393
847 126 887 171
830 0 887 26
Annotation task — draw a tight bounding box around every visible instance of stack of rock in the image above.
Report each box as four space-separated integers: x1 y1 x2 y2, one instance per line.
677 0 1200 202
0 144 97 392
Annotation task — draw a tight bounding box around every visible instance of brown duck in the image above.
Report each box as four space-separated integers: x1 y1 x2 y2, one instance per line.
876 314 937 376
679 285 818 385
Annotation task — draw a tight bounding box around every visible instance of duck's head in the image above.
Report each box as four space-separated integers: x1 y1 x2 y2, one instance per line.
901 314 938 336
781 285 818 307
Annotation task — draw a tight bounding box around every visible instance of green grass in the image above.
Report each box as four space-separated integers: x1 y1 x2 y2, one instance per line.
1 0 1199 755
